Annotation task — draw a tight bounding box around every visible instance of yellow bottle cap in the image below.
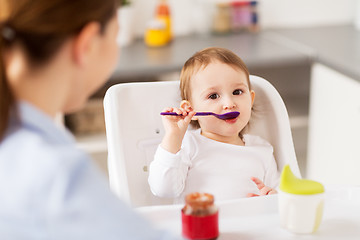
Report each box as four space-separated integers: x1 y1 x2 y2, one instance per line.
280 165 324 195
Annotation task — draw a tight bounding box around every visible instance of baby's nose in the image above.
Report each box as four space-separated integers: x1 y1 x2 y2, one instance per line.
223 99 236 110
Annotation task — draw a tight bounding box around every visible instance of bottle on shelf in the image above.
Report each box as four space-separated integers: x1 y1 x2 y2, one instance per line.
156 0 172 42
249 1 259 32
212 2 231 34
145 0 172 47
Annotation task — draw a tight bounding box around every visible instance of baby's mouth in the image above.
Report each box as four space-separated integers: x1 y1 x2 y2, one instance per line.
224 117 238 123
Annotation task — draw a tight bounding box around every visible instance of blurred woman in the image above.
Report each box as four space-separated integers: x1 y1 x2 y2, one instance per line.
0 0 178 239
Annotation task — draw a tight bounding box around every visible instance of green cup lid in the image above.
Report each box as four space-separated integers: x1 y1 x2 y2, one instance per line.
280 165 324 195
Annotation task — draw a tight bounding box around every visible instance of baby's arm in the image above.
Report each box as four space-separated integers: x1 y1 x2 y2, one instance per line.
247 177 277 197
148 146 191 198
160 106 195 154
148 105 195 198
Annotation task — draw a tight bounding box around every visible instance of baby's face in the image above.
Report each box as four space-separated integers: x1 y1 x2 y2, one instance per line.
189 61 254 144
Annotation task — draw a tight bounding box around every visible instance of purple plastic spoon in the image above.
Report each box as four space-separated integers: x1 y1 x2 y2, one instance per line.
160 111 240 120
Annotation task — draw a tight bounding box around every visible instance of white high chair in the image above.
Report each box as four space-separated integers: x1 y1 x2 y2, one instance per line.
103 75 300 207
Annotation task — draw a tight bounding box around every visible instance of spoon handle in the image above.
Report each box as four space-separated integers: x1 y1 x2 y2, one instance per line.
193 112 212 116
160 112 180 116
160 112 212 116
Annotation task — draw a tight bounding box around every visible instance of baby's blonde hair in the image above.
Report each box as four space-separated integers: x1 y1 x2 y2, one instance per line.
180 47 250 128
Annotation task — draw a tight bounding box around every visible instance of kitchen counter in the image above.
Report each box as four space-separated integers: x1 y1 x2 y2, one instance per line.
269 25 360 82
110 25 360 83
110 31 311 82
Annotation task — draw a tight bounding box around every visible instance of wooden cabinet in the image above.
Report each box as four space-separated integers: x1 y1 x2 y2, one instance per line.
307 63 360 184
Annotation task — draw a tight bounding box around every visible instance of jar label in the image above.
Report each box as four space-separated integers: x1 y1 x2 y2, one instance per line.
181 211 219 239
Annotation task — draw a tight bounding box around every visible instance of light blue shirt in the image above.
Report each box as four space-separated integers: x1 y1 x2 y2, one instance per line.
0 102 179 240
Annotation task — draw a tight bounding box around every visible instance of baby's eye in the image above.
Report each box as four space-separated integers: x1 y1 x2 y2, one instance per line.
233 89 243 95
209 93 219 99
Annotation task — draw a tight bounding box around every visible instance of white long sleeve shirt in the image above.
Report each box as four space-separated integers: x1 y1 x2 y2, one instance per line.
148 129 279 203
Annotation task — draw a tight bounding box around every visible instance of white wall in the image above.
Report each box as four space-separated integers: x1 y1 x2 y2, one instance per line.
129 0 357 38
260 0 356 28
131 0 216 37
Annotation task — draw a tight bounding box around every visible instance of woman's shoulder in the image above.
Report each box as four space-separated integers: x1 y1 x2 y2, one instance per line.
0 126 95 203
1 126 89 170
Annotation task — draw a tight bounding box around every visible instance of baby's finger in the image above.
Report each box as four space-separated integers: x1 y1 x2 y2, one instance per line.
268 189 277 195
183 115 191 124
179 107 189 116
172 107 185 116
184 111 196 123
247 193 259 197
188 111 196 118
259 186 272 195
251 177 265 190
162 107 174 113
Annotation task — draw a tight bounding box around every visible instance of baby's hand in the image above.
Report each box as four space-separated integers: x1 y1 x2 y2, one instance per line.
247 177 277 197
161 107 195 135
160 106 195 154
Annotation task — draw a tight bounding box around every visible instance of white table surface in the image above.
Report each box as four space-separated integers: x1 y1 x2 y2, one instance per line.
136 185 360 240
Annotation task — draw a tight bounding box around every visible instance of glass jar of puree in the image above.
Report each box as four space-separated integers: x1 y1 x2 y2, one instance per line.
181 192 219 239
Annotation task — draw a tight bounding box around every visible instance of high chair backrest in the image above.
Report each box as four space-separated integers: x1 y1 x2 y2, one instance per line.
103 75 300 207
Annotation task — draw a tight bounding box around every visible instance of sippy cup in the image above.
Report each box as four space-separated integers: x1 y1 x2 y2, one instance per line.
279 165 325 234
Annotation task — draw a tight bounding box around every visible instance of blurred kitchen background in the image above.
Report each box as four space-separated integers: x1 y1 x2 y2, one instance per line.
65 0 360 185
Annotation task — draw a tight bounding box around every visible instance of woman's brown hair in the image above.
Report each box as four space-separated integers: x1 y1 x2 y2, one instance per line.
180 47 251 128
0 0 117 141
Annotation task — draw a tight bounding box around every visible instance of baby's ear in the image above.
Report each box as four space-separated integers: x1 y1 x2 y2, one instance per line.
180 100 191 109
250 90 255 107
